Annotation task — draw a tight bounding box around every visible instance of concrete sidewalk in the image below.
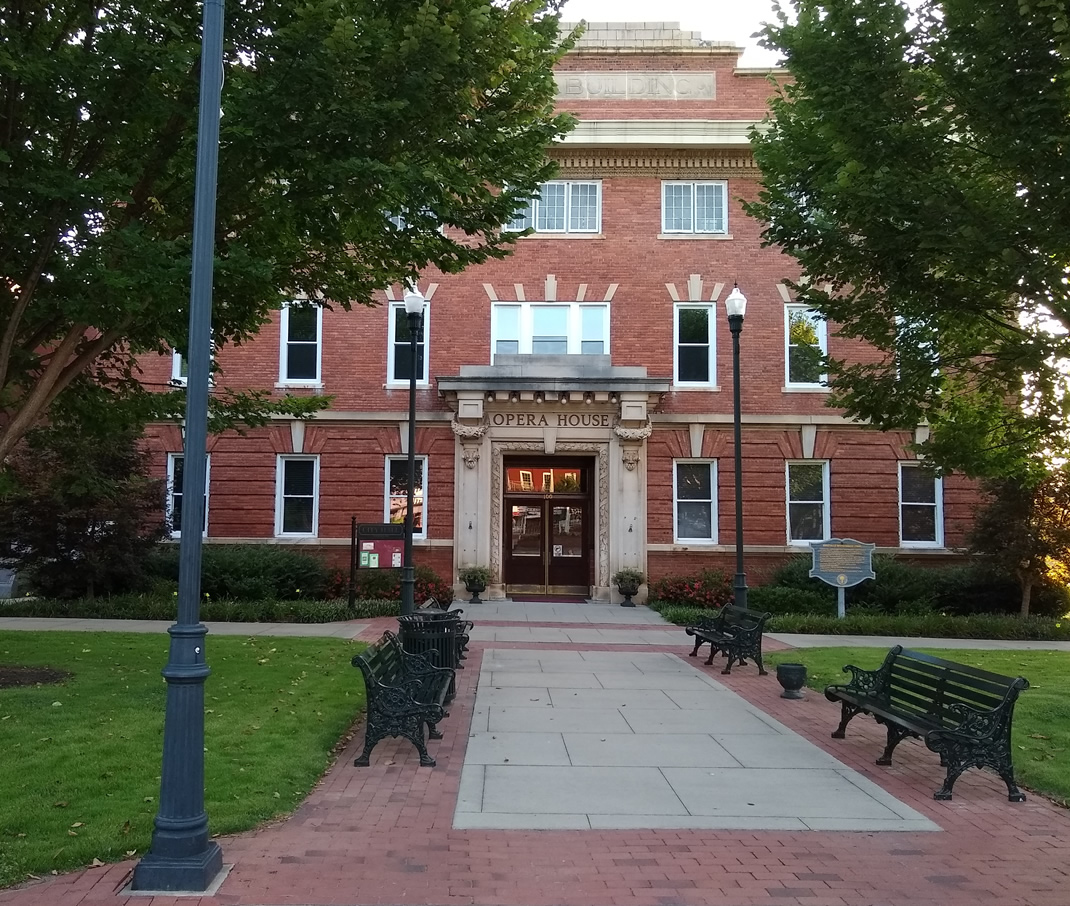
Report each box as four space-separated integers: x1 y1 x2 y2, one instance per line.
1 602 1069 906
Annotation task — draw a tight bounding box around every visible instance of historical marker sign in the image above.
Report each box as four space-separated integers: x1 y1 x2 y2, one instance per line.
809 539 876 618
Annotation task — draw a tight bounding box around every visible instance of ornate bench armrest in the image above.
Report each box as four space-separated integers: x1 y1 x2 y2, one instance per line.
825 664 883 697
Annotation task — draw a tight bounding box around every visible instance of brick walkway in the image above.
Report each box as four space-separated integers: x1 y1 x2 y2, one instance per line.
2 618 1068 906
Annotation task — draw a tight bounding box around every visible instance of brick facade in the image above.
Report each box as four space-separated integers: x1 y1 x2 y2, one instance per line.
143 23 979 600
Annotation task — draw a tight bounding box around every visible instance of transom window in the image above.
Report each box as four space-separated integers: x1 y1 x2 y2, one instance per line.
785 305 827 387
387 302 429 385
674 460 717 543
492 302 608 359
166 453 209 538
385 456 427 539
275 455 319 537
674 304 716 385
508 181 601 234
662 181 728 234
900 463 943 547
787 461 830 544
279 303 322 384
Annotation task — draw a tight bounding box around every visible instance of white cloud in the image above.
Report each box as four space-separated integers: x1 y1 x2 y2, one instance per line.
560 0 782 66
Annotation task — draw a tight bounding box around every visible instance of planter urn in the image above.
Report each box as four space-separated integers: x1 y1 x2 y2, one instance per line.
464 580 486 605
776 663 808 699
617 581 639 608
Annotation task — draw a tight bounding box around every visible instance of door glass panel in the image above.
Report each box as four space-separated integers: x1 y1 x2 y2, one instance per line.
511 505 542 557
551 506 583 558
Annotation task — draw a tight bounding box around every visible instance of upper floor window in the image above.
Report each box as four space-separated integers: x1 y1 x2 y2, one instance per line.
674 304 716 386
674 460 717 543
275 455 319 537
508 181 601 234
492 302 608 360
386 456 427 540
785 305 827 387
171 351 189 386
900 463 943 547
387 302 428 385
787 461 830 544
166 453 209 538
662 181 727 234
279 302 322 384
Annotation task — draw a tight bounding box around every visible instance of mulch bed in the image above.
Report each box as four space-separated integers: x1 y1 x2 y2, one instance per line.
0 665 72 688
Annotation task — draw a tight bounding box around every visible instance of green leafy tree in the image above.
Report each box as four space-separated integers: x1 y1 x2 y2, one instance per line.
968 469 1070 617
746 0 1070 480
0 0 576 459
0 424 166 599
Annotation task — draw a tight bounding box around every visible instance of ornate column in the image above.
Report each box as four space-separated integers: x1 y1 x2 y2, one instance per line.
451 417 489 583
611 410 652 601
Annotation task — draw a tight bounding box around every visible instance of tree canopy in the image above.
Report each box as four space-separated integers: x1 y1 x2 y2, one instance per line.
0 0 575 460
747 0 1070 481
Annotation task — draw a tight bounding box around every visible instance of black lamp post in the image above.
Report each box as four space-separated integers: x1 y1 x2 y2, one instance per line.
725 284 748 610
400 287 426 616
132 0 225 892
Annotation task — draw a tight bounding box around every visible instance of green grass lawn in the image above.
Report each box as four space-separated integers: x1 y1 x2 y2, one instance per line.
765 648 1070 806
0 632 365 888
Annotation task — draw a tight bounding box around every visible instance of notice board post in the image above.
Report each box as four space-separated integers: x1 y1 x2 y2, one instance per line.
809 538 876 619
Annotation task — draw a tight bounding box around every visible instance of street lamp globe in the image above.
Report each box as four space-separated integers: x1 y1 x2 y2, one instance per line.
724 285 747 319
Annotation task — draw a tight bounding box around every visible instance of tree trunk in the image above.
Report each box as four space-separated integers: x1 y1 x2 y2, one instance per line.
1020 576 1033 617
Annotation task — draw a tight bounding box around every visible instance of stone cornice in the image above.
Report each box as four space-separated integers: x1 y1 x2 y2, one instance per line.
558 119 760 150
551 147 759 179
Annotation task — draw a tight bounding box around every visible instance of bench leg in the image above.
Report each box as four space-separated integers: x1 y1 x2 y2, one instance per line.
704 646 721 667
427 721 443 740
933 765 965 801
721 653 739 675
354 724 387 767
876 723 912 766
831 701 862 738
753 651 769 677
688 637 705 658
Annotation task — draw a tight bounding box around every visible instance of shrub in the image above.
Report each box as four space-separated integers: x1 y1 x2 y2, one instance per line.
146 545 329 601
349 565 454 606
767 612 1070 641
747 586 837 616
648 568 733 610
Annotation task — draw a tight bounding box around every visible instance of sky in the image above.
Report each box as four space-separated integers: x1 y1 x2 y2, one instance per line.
560 0 783 67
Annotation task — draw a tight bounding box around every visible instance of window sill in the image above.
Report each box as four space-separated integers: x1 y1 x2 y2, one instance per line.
671 384 721 392
782 385 830 393
657 233 733 240
516 232 605 240
788 539 827 547
276 381 324 390
385 382 432 390
673 539 718 546
899 543 946 550
274 533 319 540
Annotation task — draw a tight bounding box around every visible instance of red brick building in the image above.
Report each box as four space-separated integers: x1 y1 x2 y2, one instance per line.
143 23 976 602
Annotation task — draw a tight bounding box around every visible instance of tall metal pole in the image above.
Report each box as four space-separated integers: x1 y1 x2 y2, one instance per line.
729 313 748 609
132 0 225 892
400 309 421 616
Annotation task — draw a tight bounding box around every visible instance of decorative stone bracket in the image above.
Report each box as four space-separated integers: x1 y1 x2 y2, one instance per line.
451 419 488 439
613 421 653 442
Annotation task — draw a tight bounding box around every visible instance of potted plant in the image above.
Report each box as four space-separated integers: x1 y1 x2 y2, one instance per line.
458 565 491 604
612 567 645 608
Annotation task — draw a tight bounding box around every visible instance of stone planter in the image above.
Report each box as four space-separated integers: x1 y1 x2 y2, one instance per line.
464 580 486 605
776 663 808 699
617 581 639 608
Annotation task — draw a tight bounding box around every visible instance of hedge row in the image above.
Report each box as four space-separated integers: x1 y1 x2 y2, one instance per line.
0 596 401 622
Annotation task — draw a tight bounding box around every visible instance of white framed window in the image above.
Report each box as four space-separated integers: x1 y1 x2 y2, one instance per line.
491 302 609 360
785 305 827 387
674 460 718 543
385 456 427 540
387 302 429 385
899 463 943 547
166 453 209 538
661 181 728 234
674 304 716 386
275 455 319 537
508 181 601 234
786 461 830 544
279 302 322 384
170 351 189 385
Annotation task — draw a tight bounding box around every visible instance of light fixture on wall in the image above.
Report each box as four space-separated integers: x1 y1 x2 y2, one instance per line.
534 391 544 404
609 392 619 405
584 392 594 405
559 391 569 404
509 391 519 404
486 391 495 402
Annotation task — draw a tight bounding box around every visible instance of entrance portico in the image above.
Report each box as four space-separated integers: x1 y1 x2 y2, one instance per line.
439 355 668 601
